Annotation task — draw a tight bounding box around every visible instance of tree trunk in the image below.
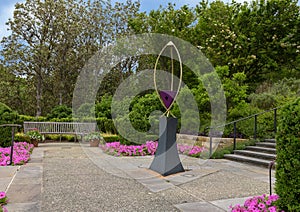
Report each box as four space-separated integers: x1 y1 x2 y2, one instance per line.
36 74 42 117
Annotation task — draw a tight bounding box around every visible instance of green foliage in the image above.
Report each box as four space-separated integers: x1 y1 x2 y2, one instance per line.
211 139 256 159
75 103 95 118
14 132 30 143
129 3 195 40
103 135 121 143
96 117 116 134
225 103 276 139
84 132 103 141
1 0 140 116
275 98 300 211
191 66 248 133
47 105 72 120
95 95 112 119
129 93 163 133
194 0 300 86
0 102 19 147
48 117 74 122
103 135 135 146
249 78 300 110
17 115 47 122
26 130 43 141
44 134 75 142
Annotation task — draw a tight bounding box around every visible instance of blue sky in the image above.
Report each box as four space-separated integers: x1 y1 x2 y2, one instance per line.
0 0 250 41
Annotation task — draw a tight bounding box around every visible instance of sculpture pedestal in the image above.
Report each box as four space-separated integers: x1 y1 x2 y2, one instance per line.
150 116 184 176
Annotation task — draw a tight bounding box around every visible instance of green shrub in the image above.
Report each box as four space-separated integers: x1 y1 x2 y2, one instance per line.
96 117 116 134
103 135 135 145
14 132 30 142
47 105 72 120
103 135 120 143
75 103 95 118
95 94 112 119
18 115 47 122
225 103 277 139
104 119 116 134
250 78 300 109
0 103 19 147
211 139 256 159
48 117 74 122
275 98 300 211
45 134 75 141
26 130 43 141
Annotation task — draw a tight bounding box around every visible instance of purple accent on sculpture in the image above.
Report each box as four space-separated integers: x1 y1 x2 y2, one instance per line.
159 90 177 109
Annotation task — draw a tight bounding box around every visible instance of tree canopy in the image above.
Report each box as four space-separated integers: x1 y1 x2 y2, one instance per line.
0 0 299 120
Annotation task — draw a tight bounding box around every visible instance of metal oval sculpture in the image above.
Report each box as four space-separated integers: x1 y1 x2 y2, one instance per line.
154 41 183 117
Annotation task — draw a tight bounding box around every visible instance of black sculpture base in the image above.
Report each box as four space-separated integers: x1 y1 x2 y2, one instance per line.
150 116 185 176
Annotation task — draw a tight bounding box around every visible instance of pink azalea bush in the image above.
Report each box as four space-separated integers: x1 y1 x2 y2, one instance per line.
230 194 282 212
101 141 158 156
101 141 205 157
0 142 34 166
177 143 205 157
0 191 8 212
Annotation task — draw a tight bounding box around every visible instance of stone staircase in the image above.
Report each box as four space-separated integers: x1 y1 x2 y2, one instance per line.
224 139 276 168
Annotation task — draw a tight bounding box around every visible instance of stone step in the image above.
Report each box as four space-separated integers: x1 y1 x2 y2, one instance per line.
256 142 276 149
264 138 276 143
233 150 276 160
245 146 276 154
224 154 274 168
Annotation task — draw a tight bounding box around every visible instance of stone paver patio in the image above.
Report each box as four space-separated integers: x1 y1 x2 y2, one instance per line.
0 142 275 211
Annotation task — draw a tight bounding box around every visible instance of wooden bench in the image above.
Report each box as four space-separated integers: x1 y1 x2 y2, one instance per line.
23 122 97 141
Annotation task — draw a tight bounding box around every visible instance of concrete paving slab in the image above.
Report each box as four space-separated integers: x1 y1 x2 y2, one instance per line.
137 176 175 192
211 196 250 211
179 170 270 201
12 177 42 185
15 166 42 179
0 166 19 178
0 178 12 192
165 169 219 186
6 183 42 203
5 202 40 212
0 166 19 191
125 168 160 180
174 201 225 212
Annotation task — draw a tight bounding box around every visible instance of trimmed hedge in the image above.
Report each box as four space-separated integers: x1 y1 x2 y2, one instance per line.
275 98 300 211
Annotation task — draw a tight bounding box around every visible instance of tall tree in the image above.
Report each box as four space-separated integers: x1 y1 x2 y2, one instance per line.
194 0 300 87
1 0 140 116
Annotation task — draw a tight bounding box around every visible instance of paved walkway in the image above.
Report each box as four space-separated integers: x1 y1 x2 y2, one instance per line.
0 142 275 211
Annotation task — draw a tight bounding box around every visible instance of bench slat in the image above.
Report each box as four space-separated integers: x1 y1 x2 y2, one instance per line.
23 122 97 136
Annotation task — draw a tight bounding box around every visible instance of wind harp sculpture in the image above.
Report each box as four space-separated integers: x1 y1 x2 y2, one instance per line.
149 41 184 176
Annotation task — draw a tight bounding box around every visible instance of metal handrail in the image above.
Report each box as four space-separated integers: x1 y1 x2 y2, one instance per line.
207 107 281 157
269 159 276 195
0 124 22 165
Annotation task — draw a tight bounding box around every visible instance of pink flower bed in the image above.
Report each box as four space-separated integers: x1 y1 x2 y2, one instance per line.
0 191 8 212
230 194 282 212
177 143 205 157
0 142 34 166
101 141 205 157
101 141 158 156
